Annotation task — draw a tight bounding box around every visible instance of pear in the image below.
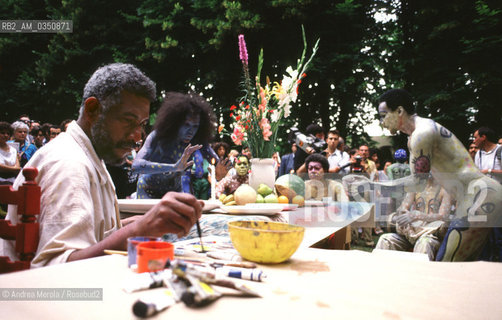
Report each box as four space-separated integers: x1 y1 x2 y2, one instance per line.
264 194 278 203
257 183 273 197
256 194 264 203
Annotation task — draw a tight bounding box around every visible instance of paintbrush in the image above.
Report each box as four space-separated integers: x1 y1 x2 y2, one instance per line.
181 168 206 254
196 220 206 253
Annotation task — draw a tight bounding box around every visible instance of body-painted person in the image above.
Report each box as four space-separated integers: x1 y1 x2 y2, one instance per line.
344 88 502 261
215 154 250 198
132 92 218 199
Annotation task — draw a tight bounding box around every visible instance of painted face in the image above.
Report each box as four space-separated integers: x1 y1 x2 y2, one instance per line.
308 161 324 180
326 133 339 150
378 101 399 135
178 114 200 144
234 156 249 176
91 91 150 165
14 128 28 143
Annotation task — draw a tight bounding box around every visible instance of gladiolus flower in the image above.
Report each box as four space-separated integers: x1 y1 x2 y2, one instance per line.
230 105 237 110
259 118 272 141
238 34 248 65
231 126 245 145
218 124 224 133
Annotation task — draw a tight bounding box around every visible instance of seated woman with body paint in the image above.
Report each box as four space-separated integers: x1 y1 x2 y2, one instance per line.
132 92 218 199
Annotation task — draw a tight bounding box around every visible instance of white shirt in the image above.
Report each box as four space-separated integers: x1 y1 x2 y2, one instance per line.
0 121 121 267
0 145 17 166
326 149 350 173
474 144 501 171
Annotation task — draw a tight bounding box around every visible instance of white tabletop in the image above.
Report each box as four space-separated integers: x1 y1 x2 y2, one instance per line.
1 248 502 319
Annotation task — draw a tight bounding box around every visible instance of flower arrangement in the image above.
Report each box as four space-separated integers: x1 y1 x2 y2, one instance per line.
229 28 319 159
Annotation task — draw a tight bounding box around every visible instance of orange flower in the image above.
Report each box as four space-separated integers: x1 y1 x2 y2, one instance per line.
218 124 224 133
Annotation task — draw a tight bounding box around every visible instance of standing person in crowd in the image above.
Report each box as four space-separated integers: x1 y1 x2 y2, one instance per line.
0 121 21 185
41 123 52 144
346 88 502 261
324 129 350 175
30 126 46 149
133 92 218 199
1 63 203 267
213 141 233 181
473 126 502 183
272 151 281 178
358 144 377 180
386 149 411 180
60 119 73 132
468 141 478 161
294 124 325 173
49 125 61 141
9 121 38 167
278 142 296 176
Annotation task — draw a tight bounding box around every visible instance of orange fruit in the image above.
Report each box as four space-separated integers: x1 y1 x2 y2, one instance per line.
292 195 305 207
278 195 289 204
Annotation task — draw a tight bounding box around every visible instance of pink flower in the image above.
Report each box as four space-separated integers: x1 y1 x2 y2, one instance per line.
238 34 248 65
258 87 267 112
231 126 245 145
259 118 272 141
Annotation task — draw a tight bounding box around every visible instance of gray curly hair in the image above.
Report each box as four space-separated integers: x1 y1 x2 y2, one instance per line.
79 63 156 116
11 121 29 132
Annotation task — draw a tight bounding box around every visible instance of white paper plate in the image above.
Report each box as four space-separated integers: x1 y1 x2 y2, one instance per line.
220 204 283 215
118 199 221 213
244 203 298 211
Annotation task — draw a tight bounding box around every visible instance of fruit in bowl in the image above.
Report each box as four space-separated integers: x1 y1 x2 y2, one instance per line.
227 221 305 264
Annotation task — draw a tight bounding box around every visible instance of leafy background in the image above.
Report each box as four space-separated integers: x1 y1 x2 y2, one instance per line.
1 0 501 155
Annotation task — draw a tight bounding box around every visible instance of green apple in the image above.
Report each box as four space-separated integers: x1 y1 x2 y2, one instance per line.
257 183 273 196
264 194 278 203
256 194 264 203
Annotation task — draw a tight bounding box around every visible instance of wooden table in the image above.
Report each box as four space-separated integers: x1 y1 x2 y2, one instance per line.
2 248 500 319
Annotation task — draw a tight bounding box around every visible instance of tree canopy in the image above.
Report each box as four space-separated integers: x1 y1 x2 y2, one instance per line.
1 0 501 153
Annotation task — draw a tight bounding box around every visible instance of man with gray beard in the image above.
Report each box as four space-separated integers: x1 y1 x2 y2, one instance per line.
1 63 202 267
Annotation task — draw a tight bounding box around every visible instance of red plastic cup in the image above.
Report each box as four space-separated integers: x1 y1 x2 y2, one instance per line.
136 241 174 273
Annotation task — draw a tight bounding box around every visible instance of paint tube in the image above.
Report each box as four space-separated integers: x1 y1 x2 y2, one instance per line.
180 274 222 307
132 289 177 318
122 270 169 293
215 266 266 282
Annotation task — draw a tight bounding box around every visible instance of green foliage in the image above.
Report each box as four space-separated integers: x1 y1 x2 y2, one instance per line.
0 0 500 152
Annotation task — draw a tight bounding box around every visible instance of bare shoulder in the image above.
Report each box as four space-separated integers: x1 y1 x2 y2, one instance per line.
409 118 436 148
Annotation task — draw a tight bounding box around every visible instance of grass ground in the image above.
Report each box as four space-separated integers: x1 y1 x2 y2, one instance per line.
350 233 383 252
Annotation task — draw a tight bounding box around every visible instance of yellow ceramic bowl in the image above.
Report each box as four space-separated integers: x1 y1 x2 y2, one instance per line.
228 221 305 264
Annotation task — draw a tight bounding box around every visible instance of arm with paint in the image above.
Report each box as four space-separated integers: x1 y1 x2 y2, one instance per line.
343 131 433 200
132 131 201 175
